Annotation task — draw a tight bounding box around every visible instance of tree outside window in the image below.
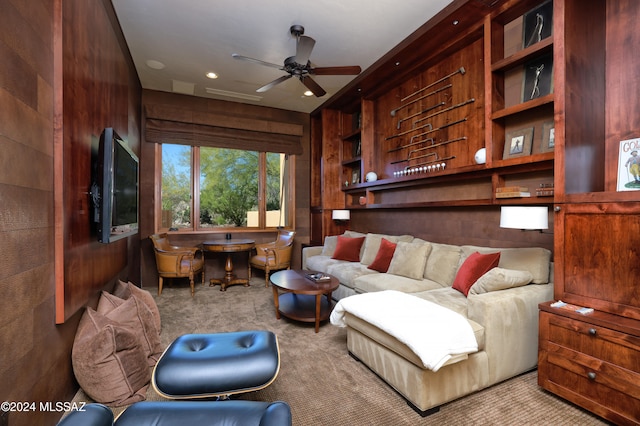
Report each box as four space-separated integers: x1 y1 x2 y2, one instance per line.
160 144 290 230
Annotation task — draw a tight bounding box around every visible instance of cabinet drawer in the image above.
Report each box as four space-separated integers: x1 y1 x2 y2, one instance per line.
547 314 640 373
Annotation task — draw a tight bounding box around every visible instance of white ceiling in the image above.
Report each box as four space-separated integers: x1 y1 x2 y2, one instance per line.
112 0 454 113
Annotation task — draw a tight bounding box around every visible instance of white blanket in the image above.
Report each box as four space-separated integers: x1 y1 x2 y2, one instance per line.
330 290 478 371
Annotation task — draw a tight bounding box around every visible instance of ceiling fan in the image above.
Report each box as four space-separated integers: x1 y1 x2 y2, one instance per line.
232 25 361 97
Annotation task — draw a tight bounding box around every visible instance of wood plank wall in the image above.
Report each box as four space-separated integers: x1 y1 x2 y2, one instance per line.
0 0 140 424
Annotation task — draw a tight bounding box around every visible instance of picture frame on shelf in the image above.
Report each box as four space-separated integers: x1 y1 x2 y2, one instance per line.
522 0 553 48
616 138 640 191
503 127 534 159
540 121 555 153
352 139 361 157
351 169 360 185
522 54 553 101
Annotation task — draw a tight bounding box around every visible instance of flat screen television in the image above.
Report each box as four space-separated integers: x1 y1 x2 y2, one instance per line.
93 128 139 243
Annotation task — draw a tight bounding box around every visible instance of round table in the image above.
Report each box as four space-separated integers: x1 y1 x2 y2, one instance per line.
203 239 255 291
269 270 339 333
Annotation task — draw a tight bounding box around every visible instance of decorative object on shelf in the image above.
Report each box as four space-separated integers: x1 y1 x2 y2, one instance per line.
358 196 367 205
351 169 360 184
499 206 549 233
474 147 486 164
522 54 553 101
503 127 534 159
391 138 465 165
387 117 467 151
523 0 553 48
390 67 465 116
331 209 350 224
352 139 361 157
540 121 555 153
365 171 378 182
616 137 640 191
535 183 554 197
495 185 531 198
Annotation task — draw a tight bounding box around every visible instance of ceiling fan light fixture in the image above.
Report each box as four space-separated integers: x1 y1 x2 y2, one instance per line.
303 90 314 97
146 59 165 70
206 72 218 79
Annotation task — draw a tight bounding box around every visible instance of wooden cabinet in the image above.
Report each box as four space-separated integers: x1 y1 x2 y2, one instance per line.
537 1 640 424
539 306 640 425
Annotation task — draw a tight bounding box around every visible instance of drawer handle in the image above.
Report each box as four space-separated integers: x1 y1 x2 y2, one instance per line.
588 328 597 336
587 372 596 380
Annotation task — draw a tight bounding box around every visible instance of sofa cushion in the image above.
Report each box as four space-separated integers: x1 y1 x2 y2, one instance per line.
306 255 345 274
354 273 443 294
461 245 551 284
387 241 432 280
326 262 378 289
72 308 150 407
97 293 163 366
321 235 339 256
452 251 501 296
114 280 161 331
413 287 471 318
368 238 397 272
424 242 462 286
360 233 413 265
332 236 365 262
469 268 533 295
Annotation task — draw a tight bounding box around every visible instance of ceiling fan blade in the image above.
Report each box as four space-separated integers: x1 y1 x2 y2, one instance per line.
232 53 283 70
294 35 315 65
256 74 292 93
300 76 326 97
311 65 362 75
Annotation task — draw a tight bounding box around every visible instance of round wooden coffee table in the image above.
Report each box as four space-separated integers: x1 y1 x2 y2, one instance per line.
269 270 339 333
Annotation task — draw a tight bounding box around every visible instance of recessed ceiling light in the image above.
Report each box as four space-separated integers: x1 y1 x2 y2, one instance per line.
146 59 165 70
303 90 314 97
206 72 218 79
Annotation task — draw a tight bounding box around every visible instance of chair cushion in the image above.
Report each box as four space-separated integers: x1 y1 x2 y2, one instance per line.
72 308 150 407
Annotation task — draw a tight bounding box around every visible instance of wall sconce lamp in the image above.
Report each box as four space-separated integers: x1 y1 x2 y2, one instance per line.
332 209 350 224
500 206 552 234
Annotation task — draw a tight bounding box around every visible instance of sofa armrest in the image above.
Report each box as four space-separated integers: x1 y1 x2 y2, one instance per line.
466 283 553 384
302 246 324 269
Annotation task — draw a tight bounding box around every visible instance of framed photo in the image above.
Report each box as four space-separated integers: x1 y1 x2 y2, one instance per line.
522 54 553 101
616 138 640 191
540 121 555 153
352 139 361 157
351 169 360 185
523 0 553 48
503 127 534 159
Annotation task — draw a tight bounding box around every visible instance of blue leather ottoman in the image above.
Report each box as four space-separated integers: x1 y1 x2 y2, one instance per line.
152 331 280 399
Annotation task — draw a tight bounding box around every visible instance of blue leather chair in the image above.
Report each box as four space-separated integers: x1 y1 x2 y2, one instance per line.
57 400 292 426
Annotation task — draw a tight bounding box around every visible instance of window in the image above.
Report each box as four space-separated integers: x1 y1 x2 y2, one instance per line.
160 144 292 231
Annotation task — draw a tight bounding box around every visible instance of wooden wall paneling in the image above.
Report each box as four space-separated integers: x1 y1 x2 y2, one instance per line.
57 0 142 323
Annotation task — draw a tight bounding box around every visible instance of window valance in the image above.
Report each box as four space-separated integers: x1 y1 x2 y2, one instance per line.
144 105 304 155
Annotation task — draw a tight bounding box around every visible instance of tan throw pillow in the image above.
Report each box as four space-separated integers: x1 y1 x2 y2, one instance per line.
321 235 339 256
114 280 161 331
97 293 163 365
469 268 533 295
387 241 432 280
72 308 150 407
424 243 462 286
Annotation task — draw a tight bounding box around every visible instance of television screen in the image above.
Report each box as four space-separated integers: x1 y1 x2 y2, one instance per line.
95 128 139 243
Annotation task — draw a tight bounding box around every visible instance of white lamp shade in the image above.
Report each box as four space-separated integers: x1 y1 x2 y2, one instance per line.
332 210 350 221
500 206 548 230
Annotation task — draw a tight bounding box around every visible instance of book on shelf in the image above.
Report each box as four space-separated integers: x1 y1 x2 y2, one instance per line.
495 186 529 193
305 272 331 282
495 191 531 198
550 300 594 315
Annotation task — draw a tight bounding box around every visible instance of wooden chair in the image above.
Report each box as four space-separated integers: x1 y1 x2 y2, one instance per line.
249 230 296 286
150 233 205 296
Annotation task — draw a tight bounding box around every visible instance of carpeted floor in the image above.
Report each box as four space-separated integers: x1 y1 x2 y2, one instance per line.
74 279 611 425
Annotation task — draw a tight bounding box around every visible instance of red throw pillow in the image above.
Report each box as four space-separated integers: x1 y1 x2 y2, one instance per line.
368 238 397 272
452 251 501 296
331 236 365 262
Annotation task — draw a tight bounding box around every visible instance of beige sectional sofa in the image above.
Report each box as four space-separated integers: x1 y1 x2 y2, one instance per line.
302 231 553 415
